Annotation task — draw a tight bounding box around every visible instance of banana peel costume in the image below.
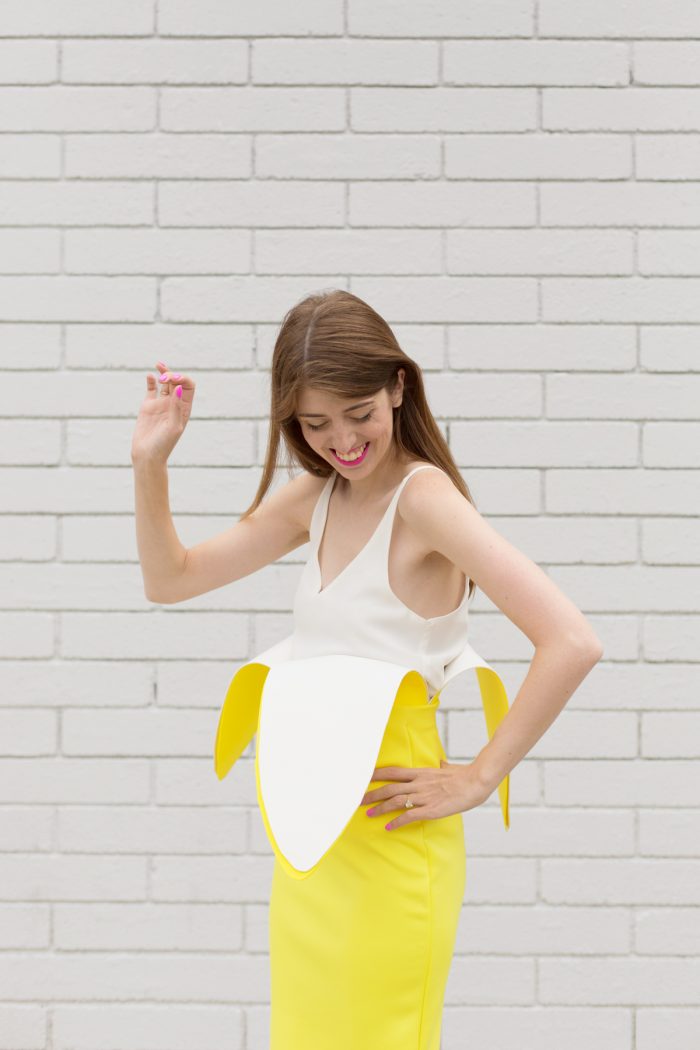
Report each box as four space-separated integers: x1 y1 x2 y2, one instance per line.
214 465 511 1049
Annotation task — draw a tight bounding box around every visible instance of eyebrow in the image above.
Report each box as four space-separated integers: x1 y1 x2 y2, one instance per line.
297 399 374 419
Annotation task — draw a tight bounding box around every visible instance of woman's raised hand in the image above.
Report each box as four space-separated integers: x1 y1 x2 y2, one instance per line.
131 360 196 466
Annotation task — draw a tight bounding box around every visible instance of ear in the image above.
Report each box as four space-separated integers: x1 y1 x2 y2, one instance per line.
392 367 406 408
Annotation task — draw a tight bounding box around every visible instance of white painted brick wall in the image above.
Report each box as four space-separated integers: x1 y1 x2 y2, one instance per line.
1 2 698 1048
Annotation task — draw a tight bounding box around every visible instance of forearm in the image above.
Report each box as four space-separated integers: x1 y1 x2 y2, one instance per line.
471 635 603 794
132 458 187 602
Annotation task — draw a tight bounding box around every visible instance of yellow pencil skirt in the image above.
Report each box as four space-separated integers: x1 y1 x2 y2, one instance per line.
267 693 467 1050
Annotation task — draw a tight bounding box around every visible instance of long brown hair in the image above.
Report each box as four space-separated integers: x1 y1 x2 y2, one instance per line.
241 288 478 600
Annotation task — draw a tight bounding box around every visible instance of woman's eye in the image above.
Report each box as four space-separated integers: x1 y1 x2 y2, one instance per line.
306 411 373 432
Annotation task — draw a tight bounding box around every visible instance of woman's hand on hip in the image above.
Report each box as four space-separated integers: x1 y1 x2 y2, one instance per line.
360 760 491 831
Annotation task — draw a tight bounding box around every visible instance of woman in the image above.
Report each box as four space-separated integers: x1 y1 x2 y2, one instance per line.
131 288 603 1049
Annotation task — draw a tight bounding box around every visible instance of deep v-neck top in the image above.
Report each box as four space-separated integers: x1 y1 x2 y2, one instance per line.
214 461 512 833
317 464 466 598
289 464 472 696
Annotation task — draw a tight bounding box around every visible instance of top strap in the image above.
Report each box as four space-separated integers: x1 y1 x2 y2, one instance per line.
312 462 443 591
371 463 443 549
393 463 442 498
313 463 441 553
309 473 336 547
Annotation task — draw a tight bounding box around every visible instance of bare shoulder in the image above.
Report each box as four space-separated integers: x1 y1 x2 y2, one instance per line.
393 462 462 557
399 461 458 504
397 462 604 653
397 463 466 536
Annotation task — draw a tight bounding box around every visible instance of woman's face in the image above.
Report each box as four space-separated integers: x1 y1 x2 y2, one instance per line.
296 371 405 475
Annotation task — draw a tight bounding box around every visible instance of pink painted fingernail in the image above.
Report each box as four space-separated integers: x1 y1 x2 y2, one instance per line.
385 823 393 830
158 374 169 382
175 385 182 399
366 808 375 816
171 373 182 379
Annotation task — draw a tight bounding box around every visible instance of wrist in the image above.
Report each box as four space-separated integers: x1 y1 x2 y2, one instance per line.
471 749 504 797
132 454 168 472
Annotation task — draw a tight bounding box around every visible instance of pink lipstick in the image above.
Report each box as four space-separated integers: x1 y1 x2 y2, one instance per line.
331 441 370 467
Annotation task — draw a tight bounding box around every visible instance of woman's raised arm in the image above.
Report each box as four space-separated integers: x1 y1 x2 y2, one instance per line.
131 361 323 605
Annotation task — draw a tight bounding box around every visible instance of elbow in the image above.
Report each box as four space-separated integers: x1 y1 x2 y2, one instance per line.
585 640 604 667
573 631 604 665
542 629 603 665
144 587 172 605
145 583 187 606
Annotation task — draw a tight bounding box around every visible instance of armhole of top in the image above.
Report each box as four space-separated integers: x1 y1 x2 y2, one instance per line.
308 473 334 545
401 463 473 604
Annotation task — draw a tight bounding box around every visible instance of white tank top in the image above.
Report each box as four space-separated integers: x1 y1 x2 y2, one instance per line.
214 462 511 863
290 464 471 698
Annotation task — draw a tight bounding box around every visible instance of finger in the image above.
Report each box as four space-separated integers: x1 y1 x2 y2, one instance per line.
373 766 414 779
158 370 189 389
364 768 417 801
169 376 193 403
366 800 411 818
362 783 402 805
366 803 392 818
366 791 423 817
145 373 158 399
157 370 185 399
385 810 424 831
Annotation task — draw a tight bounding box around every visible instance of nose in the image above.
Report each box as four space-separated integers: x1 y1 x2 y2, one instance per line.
331 432 362 453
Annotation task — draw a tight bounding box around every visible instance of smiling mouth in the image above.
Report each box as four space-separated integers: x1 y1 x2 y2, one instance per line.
331 442 369 464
